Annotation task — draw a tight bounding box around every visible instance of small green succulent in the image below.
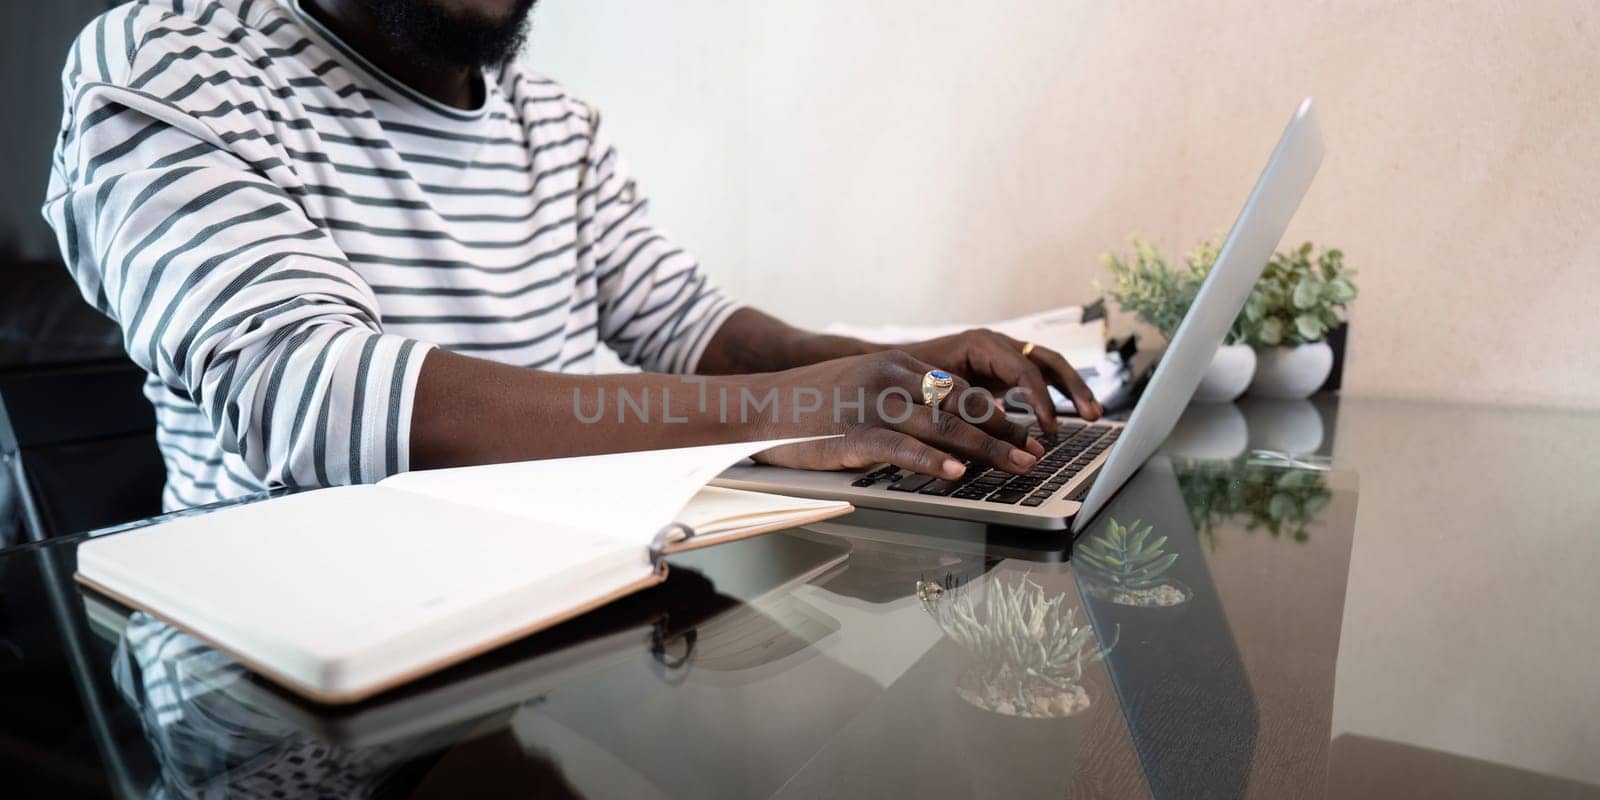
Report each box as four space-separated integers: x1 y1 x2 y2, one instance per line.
1074 518 1178 592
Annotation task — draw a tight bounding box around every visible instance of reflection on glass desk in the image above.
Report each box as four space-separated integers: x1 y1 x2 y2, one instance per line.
4 396 1596 798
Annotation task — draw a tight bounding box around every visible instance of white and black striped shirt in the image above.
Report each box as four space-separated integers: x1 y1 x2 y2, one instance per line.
45 0 739 510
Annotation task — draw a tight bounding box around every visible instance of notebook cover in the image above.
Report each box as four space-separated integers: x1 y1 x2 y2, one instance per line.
75 566 669 705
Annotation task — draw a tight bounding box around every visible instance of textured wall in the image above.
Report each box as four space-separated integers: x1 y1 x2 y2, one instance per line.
527 0 1600 408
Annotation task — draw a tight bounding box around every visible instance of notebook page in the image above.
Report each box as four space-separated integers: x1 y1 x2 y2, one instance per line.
377 436 832 543
676 486 851 536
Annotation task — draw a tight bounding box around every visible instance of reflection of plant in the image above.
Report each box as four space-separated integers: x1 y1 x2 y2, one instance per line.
1074 518 1178 595
1176 460 1331 543
919 574 1111 717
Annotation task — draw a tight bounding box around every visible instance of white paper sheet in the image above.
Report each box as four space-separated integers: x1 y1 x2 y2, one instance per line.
377 436 837 543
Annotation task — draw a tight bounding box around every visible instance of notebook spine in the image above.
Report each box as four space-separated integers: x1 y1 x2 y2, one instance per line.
648 522 697 572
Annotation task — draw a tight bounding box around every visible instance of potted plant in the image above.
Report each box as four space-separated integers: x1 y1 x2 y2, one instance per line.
1072 518 1191 607
1099 237 1256 403
1242 243 1358 398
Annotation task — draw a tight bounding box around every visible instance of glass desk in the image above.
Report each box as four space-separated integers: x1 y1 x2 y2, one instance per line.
2 396 1595 799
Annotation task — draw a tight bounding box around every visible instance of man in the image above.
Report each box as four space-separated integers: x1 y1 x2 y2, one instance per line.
45 0 1101 510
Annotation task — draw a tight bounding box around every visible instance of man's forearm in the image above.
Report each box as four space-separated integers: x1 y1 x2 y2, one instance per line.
411 308 892 471
695 307 888 374
410 348 775 470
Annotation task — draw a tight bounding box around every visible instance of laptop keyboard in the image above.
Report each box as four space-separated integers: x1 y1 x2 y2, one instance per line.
848 422 1120 507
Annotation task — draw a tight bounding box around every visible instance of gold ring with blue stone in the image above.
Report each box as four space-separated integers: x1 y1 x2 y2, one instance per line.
921 369 955 406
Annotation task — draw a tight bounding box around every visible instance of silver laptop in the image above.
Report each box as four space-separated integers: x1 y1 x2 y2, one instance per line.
717 98 1325 532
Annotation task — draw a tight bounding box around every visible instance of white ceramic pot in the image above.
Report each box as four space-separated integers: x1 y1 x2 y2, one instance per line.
1248 341 1333 399
1192 344 1257 403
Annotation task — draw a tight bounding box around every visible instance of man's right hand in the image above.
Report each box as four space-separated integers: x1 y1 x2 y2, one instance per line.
747 350 1044 481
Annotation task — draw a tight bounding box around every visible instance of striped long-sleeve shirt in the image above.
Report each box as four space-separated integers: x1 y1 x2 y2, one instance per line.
44 0 740 510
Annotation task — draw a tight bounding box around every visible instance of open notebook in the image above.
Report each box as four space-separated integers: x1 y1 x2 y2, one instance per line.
75 437 852 704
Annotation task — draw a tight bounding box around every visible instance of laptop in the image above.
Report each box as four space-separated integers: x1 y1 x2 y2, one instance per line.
716 98 1325 532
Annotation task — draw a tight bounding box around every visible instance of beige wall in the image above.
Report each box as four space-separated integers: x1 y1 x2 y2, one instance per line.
527 0 1600 408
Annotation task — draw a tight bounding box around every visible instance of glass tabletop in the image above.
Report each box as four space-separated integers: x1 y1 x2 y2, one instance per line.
0 401 1364 798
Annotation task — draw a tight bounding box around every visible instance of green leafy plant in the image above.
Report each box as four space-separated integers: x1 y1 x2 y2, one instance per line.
1097 237 1357 348
1175 459 1332 543
1073 518 1179 594
919 573 1112 717
1097 236 1250 345
1244 242 1358 347
1097 237 1199 339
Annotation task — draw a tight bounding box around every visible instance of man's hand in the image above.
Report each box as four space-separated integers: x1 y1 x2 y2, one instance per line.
897 329 1102 434
748 350 1046 480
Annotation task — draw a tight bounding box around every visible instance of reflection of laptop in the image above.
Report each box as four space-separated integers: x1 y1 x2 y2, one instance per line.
1074 455 1256 798
717 98 1324 531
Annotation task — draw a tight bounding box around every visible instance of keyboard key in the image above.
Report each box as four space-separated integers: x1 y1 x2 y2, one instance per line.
985 489 1027 504
953 489 989 500
851 477 876 487
1021 497 1046 507
919 479 962 496
888 474 935 493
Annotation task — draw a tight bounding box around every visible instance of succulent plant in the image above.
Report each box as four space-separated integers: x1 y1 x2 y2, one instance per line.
1073 518 1179 593
919 573 1112 716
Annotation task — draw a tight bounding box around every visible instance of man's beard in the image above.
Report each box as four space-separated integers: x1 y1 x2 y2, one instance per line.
365 0 539 70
